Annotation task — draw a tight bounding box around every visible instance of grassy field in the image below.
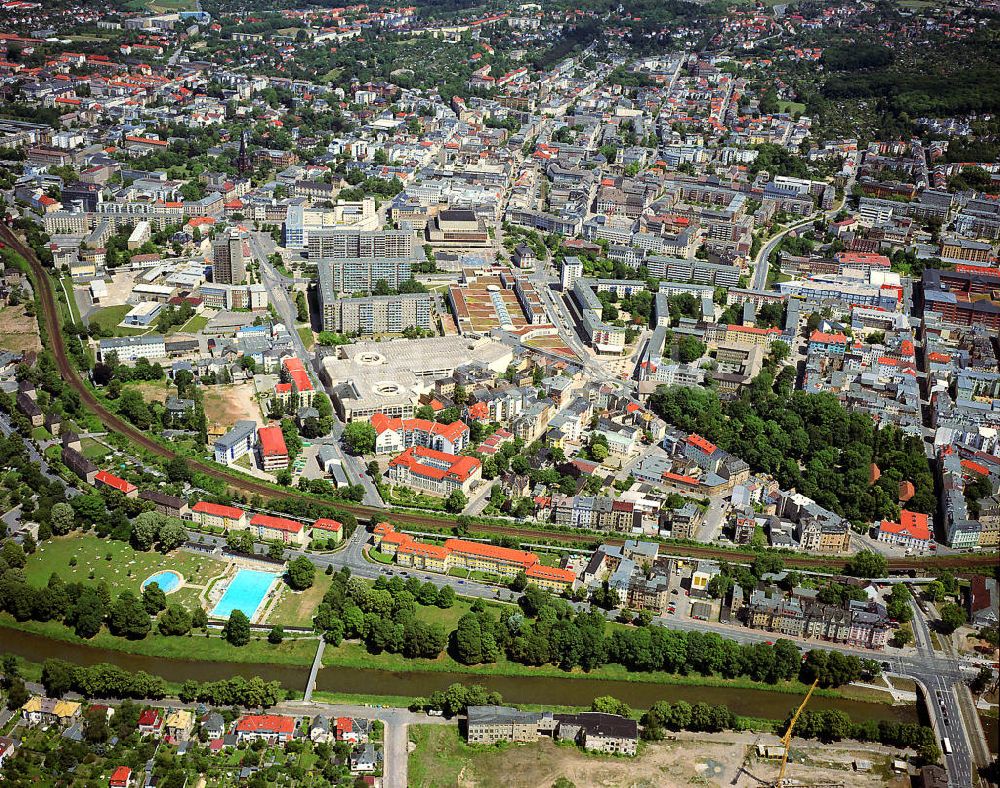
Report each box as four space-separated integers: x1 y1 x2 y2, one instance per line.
172 314 208 334
79 437 111 461
777 100 807 115
297 325 315 350
88 304 145 336
24 534 226 594
266 572 332 628
0 305 42 353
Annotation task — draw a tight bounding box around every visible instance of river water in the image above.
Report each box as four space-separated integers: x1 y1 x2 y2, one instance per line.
0 629 917 723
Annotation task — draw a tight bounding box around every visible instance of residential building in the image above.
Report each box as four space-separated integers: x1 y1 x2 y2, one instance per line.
212 231 247 285
387 445 481 496
371 413 470 455
249 513 308 546
190 501 247 531
213 420 257 465
876 510 932 552
258 425 289 471
234 715 296 743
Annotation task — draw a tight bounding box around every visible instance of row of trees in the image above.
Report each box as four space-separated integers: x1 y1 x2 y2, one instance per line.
39 657 283 707
450 585 862 688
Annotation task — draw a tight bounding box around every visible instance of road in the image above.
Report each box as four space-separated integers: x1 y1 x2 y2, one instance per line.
908 599 977 787
250 232 383 507
751 214 819 290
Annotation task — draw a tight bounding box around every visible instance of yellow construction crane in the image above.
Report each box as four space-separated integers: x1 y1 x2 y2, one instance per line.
774 678 820 788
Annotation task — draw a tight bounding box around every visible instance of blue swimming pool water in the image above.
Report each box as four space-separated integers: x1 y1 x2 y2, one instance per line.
210 569 277 619
143 570 182 594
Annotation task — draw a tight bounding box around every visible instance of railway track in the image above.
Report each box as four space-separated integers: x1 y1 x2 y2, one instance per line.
4 222 998 574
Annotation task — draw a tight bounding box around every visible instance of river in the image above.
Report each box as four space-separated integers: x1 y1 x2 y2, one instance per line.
0 629 917 723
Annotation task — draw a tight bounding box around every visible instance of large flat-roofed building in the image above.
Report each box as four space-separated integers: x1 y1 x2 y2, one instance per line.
316 256 414 295
426 208 490 247
307 228 413 260
571 278 626 354
98 334 167 363
319 292 432 334
322 336 512 422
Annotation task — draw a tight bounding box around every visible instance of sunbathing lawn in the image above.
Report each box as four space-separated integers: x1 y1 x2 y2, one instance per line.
25 535 227 595
266 572 332 628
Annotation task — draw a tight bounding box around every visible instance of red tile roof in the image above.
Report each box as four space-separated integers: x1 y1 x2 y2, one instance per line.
312 518 342 532
258 425 288 457
95 470 137 494
686 434 716 455
192 501 245 520
235 714 295 735
878 510 930 542
250 514 303 533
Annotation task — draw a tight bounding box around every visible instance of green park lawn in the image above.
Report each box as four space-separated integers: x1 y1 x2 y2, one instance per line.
266 572 332 628
87 305 144 335
24 535 226 594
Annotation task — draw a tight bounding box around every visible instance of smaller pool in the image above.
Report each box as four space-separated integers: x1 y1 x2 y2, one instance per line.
142 570 183 594
211 569 278 620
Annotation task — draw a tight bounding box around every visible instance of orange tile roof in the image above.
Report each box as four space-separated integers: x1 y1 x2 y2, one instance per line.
525 563 575 584
313 518 342 532
879 511 930 542
443 538 537 568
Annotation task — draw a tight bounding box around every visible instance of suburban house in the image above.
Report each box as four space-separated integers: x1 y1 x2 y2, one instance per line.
234 714 296 744
21 697 82 727
137 709 163 736
109 766 133 788
164 709 195 742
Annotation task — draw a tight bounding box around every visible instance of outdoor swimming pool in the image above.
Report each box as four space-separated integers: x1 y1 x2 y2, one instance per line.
210 569 278 620
142 570 182 594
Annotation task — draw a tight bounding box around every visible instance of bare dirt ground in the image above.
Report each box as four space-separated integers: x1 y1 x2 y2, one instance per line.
453 732 910 788
127 380 170 404
202 383 262 429
0 305 41 353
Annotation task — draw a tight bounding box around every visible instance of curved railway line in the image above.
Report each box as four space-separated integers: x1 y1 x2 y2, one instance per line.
4 222 997 574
